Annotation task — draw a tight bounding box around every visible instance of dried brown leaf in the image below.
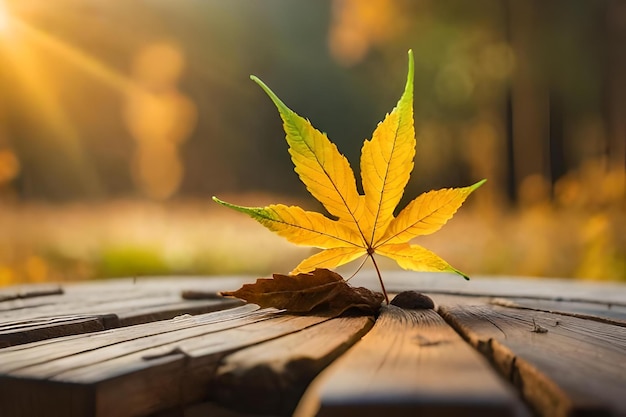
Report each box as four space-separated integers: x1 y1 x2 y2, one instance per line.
220 268 383 316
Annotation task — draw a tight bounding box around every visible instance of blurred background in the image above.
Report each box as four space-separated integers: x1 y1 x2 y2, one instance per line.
0 0 623 286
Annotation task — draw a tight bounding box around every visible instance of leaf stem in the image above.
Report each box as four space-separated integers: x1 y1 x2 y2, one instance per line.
345 255 369 282
368 253 389 304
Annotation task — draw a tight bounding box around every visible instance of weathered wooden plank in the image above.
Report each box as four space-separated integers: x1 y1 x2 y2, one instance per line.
0 290 223 321
208 314 374 416
438 299 626 417
0 279 243 347
0 304 267 417
0 289 147 313
0 304 357 417
0 285 63 303
0 297 242 348
0 315 108 348
68 314 330 417
295 304 528 417
489 297 626 326
0 304 262 374
59 276 250 298
2 274 624 417
5 273 623 306
0 276 246 316
350 272 626 305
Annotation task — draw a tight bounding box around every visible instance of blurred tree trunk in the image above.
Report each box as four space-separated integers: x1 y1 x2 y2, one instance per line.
506 0 550 203
604 0 626 178
548 89 565 193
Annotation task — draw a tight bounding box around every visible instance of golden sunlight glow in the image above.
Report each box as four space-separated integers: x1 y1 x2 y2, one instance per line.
0 8 197 201
0 14 140 195
0 0 10 34
11 19 134 92
0 28 103 193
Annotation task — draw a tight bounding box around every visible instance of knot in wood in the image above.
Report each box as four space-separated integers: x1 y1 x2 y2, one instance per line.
390 291 434 310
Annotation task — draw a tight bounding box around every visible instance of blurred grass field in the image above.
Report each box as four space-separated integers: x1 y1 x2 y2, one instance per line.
1 183 623 287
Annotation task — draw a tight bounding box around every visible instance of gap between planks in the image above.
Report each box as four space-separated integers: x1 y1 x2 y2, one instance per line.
206 313 374 416
295 303 529 417
488 297 626 327
0 304 374 417
436 294 626 417
0 283 243 347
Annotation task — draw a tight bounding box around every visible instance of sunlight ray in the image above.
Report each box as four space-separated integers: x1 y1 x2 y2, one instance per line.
12 18 136 94
0 17 106 194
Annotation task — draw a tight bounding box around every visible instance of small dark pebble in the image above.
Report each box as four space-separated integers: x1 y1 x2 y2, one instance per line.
390 291 435 310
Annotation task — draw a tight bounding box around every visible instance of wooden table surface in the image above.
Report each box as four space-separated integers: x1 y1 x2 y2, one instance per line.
0 272 624 417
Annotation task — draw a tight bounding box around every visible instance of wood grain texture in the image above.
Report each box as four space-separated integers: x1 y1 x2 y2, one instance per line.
349 272 626 305
0 304 348 417
295 304 529 417
0 285 63 303
209 315 374 416
488 297 626 326
0 304 263 375
0 280 242 347
3 273 624 305
438 299 626 417
0 304 265 417
1 274 625 417
0 315 107 348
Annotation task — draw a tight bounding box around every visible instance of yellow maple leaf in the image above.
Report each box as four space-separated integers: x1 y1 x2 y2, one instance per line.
213 50 485 302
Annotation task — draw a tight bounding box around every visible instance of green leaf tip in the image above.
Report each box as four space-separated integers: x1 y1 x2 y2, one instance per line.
395 49 414 110
250 74 292 117
448 265 470 281
213 195 239 207
471 179 487 191
212 196 260 219
212 195 226 206
406 49 414 90
212 196 239 211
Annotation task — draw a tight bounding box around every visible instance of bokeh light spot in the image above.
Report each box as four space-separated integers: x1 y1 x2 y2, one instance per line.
0 1 10 34
124 41 197 200
0 149 20 184
435 65 474 105
480 42 516 79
